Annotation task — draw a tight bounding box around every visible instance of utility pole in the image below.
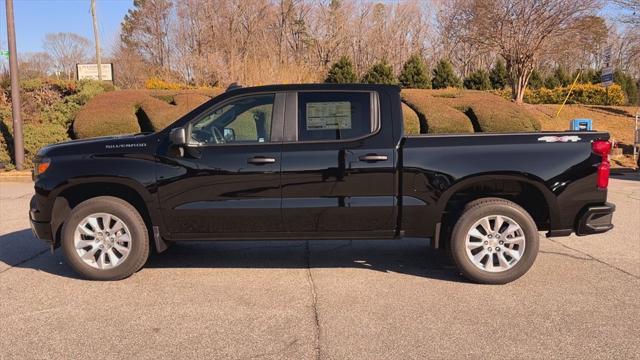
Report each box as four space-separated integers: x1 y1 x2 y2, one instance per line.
90 0 102 81
5 0 24 170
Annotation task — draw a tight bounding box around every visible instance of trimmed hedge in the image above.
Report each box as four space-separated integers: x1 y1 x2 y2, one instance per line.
494 84 626 105
401 102 421 135
402 89 473 134
73 89 222 138
401 89 540 134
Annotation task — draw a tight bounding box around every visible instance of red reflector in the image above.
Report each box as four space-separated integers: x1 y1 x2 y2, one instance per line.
597 162 610 189
592 140 611 156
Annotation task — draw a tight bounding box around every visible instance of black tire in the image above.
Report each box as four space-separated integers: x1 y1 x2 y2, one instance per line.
449 198 539 284
61 196 150 280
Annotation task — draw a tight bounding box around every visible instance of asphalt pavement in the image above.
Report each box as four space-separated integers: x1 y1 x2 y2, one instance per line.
1 174 639 359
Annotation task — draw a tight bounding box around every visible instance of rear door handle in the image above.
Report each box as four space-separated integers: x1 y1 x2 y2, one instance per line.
248 156 277 165
359 154 388 162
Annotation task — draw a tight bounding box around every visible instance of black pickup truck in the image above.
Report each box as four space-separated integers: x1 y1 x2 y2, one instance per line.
29 84 614 283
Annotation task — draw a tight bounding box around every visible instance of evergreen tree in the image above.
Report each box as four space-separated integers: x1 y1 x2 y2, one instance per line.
325 56 358 83
489 59 508 89
544 72 560 89
614 69 639 105
431 59 461 89
528 69 544 89
463 69 491 90
361 60 397 85
398 54 431 89
548 67 572 87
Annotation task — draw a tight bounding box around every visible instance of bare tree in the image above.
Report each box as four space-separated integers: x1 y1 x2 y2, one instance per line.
121 0 173 73
43 32 91 80
19 52 52 79
445 0 598 103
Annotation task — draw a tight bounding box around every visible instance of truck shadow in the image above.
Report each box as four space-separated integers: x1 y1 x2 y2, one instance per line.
0 229 464 283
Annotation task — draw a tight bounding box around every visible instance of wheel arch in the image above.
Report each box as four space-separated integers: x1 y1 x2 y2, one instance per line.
436 174 557 234
50 179 159 248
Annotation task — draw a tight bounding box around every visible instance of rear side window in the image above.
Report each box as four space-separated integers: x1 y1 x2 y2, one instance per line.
297 92 373 141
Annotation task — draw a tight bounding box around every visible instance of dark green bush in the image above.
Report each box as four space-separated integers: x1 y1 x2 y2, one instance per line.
361 60 397 85
432 59 461 89
325 56 358 84
489 59 508 90
463 70 491 90
399 54 431 89
528 69 544 90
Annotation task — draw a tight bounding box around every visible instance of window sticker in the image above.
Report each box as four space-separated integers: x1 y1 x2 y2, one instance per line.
306 101 352 130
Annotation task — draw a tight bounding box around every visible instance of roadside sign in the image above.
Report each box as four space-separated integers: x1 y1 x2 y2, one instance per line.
76 63 114 81
601 66 614 87
602 46 612 66
0 50 9 59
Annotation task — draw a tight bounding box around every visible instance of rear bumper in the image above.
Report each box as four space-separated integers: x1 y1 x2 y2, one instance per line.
576 202 615 236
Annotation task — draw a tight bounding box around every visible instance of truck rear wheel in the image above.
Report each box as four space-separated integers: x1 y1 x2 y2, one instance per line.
449 198 539 284
61 196 150 280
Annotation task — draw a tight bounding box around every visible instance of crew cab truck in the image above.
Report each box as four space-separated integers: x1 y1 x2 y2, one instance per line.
29 84 615 284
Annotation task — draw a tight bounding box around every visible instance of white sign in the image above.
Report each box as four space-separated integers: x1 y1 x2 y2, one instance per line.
76 63 113 81
601 66 614 87
306 101 352 130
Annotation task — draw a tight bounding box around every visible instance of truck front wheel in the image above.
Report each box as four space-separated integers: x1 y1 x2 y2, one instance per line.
449 198 539 284
61 196 150 280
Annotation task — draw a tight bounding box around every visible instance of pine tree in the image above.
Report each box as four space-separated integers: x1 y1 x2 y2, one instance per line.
463 69 491 90
398 54 431 89
489 59 508 90
614 69 639 105
325 56 358 83
528 69 544 90
361 60 397 85
431 59 461 89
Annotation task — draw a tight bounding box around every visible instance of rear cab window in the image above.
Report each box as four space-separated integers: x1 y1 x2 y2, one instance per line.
297 91 377 142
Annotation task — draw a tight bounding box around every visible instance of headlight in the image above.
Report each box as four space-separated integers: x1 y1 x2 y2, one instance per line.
33 158 51 178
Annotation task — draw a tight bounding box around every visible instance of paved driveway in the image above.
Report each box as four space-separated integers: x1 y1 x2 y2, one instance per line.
1 174 639 359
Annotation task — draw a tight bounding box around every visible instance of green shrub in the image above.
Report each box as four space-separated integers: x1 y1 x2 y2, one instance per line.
528 69 544 90
0 119 69 169
489 59 508 90
614 69 638 105
463 70 491 90
325 56 358 84
432 59 461 89
20 78 44 92
399 54 431 89
361 60 397 85
494 84 626 105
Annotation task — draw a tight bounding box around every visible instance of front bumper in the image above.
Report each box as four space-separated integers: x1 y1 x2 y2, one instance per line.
576 202 615 236
29 216 53 244
29 194 54 244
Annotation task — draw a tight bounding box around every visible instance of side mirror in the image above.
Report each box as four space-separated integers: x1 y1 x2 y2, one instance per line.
223 128 236 142
169 127 187 146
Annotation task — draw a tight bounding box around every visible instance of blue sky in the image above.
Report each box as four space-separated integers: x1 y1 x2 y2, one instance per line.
0 0 133 54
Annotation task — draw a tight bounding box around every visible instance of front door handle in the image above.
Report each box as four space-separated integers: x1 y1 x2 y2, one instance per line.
248 156 277 165
359 154 388 162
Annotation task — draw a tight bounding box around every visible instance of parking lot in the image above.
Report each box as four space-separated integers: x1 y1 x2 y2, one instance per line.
1 174 639 359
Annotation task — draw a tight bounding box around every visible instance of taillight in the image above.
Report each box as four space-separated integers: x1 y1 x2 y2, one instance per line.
592 140 611 189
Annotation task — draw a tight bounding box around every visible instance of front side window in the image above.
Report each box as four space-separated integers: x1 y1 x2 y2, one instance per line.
191 94 274 145
297 92 373 142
